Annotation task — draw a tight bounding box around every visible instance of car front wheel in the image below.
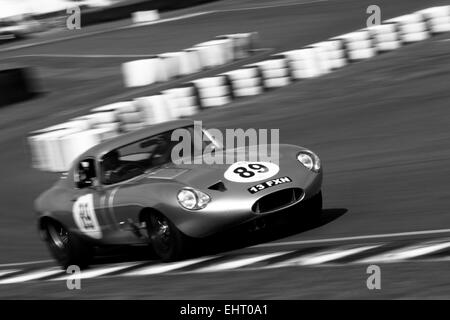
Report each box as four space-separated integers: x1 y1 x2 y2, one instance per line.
146 212 190 262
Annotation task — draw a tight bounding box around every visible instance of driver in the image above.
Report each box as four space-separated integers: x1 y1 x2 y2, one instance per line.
102 150 122 184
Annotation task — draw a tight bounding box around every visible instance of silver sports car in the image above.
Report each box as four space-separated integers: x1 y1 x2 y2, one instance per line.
35 120 323 267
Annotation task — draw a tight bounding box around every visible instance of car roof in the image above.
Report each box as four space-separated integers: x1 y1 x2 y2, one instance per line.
77 119 194 161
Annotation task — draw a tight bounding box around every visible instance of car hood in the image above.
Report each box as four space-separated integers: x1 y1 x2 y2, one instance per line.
144 144 308 191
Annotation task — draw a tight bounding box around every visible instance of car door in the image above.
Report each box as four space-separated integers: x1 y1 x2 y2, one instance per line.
70 158 111 241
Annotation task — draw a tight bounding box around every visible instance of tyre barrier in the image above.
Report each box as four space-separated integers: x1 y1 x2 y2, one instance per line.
221 67 263 97
122 32 259 87
131 10 160 24
419 6 450 34
161 85 200 117
385 13 430 44
191 76 232 108
0 67 36 107
30 6 450 172
367 23 402 52
216 32 259 59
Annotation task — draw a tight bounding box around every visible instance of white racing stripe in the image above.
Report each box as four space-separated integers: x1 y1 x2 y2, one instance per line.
124 257 215 276
0 270 19 277
193 252 292 273
0 260 53 267
265 245 380 268
253 228 450 248
51 262 141 281
356 240 450 264
0 267 62 285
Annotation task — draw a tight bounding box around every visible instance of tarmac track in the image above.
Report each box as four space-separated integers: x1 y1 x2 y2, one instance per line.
0 0 450 298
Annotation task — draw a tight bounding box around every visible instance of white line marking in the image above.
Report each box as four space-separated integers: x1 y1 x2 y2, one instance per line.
126 11 213 28
51 262 140 281
252 229 450 248
0 260 53 268
193 252 292 273
265 245 380 268
0 267 62 285
124 257 215 276
356 240 450 264
0 270 19 277
219 0 328 12
7 54 158 59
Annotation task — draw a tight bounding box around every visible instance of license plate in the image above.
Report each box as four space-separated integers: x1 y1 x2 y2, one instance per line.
248 176 292 194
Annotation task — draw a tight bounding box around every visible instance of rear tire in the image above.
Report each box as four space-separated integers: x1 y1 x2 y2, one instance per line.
43 221 93 269
146 212 190 262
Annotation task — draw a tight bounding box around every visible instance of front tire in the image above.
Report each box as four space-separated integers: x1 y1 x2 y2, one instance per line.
146 212 189 262
43 221 93 269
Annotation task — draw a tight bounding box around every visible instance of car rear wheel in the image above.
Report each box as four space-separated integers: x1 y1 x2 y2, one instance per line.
43 221 93 269
146 212 189 262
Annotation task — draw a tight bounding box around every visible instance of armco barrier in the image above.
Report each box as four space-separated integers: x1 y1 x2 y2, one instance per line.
29 5 450 172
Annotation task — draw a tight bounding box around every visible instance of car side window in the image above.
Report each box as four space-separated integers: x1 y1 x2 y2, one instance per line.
75 159 97 189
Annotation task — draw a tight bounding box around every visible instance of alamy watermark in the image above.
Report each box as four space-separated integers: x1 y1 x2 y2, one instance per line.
66 265 81 290
170 121 280 165
366 5 381 27
366 264 381 290
66 6 81 30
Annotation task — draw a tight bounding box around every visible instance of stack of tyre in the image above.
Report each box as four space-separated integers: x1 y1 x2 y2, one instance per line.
122 32 258 88
222 66 263 97
248 57 291 89
385 13 430 43
281 48 325 79
367 23 402 52
134 95 176 126
162 85 200 117
333 30 376 62
191 76 232 108
420 5 450 34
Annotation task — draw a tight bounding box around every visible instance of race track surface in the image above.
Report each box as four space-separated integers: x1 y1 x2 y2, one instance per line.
0 0 450 299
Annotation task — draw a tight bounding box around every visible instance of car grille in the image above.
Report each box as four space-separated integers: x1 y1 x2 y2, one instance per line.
252 188 304 214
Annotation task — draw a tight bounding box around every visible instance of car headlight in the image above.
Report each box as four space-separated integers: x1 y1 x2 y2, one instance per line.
177 188 211 210
297 151 321 172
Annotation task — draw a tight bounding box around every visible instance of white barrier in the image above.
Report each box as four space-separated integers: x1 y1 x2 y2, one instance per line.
333 30 377 62
222 67 263 97
419 6 450 34
367 23 402 52
162 86 199 117
216 32 258 59
386 14 429 43
132 10 160 24
122 32 259 88
191 76 231 107
122 58 164 87
134 95 176 125
248 58 291 89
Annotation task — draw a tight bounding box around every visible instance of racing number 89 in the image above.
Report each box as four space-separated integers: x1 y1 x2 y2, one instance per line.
233 163 269 178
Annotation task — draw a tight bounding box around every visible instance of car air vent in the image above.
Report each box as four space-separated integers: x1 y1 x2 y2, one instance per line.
252 188 304 214
208 181 227 192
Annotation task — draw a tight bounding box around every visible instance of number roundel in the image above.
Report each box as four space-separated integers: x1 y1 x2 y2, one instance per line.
224 161 280 183
72 194 102 239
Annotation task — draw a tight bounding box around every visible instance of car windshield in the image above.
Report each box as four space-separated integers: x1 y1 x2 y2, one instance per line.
100 125 220 185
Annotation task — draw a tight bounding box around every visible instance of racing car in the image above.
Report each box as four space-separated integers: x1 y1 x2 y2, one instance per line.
35 120 323 268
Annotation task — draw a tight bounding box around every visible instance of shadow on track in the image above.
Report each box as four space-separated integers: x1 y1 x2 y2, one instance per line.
89 207 348 266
